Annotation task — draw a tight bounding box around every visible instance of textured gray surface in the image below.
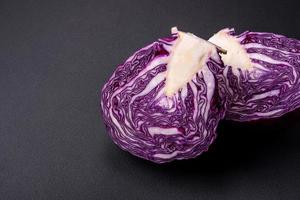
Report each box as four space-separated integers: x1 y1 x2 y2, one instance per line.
0 0 299 199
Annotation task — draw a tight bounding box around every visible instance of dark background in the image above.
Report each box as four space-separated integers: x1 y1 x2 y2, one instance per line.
1 0 300 199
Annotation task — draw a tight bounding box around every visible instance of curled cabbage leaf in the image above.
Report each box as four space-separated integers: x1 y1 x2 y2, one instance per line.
101 28 226 163
209 29 300 121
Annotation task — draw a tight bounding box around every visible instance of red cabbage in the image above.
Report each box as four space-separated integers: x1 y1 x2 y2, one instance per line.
101 28 226 163
209 29 300 121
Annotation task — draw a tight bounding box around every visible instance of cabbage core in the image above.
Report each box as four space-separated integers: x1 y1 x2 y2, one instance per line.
165 28 216 96
209 28 253 70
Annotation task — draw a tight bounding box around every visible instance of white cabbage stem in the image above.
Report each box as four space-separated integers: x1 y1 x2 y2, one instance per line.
165 27 217 96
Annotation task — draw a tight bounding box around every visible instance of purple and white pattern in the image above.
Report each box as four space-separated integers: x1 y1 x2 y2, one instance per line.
218 29 300 121
101 35 226 163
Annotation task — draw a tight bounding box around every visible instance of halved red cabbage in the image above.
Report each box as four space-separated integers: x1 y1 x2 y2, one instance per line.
209 29 300 121
101 28 226 163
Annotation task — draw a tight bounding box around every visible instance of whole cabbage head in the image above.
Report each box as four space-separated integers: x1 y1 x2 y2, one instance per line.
101 28 226 163
209 28 300 121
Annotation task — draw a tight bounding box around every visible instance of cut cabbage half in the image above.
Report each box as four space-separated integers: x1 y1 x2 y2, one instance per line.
209 28 300 121
101 28 226 163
